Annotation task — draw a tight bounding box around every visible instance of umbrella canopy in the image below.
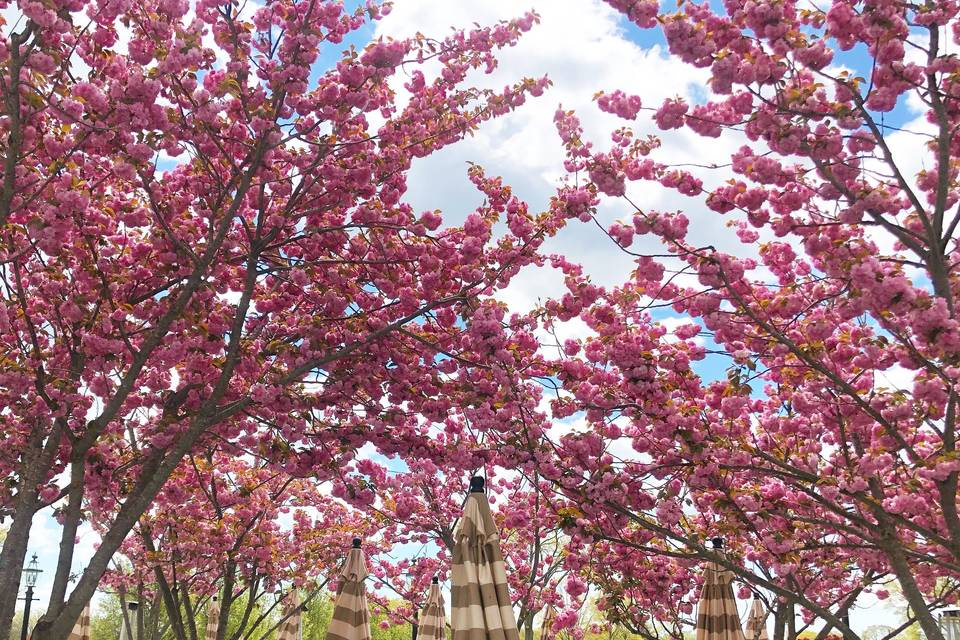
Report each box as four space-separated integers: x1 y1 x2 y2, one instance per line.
326 539 371 640
119 602 139 640
451 476 520 640
540 605 557 640
696 544 745 640
419 577 447 640
744 597 768 640
67 603 92 640
277 592 303 640
205 597 220 640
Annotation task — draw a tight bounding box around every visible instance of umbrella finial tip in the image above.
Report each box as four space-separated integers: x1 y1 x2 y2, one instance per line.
352 537 362 548
432 576 439 584
711 537 723 549
469 476 485 493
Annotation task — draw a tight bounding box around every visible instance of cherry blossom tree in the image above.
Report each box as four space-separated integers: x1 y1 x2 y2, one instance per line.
524 0 960 639
100 449 378 640
333 460 578 639
0 0 560 636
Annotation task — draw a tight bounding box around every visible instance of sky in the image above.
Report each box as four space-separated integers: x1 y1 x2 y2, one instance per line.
9 0 935 635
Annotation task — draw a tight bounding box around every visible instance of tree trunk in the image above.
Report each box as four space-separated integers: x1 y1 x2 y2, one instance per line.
183 590 200 640
29 438 205 640
0 504 34 640
230 576 262 640
0 452 43 640
771 601 786 640
879 535 946 640
47 456 86 612
142 528 190 640
137 582 146 640
218 560 237 640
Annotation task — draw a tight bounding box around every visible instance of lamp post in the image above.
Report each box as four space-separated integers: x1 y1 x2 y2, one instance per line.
941 608 960 640
19 553 42 640
405 568 422 640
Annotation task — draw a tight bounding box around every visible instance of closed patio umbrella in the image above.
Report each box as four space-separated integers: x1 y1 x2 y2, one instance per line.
277 591 302 640
67 603 92 640
744 596 768 640
205 597 220 640
119 601 139 640
451 476 520 640
419 577 447 640
540 605 557 640
326 538 371 640
696 539 745 640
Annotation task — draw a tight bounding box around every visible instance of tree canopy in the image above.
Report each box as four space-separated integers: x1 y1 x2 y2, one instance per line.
2 1 959 640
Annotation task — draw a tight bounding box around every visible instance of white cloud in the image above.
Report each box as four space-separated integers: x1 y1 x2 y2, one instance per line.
377 0 749 311
876 363 917 392
657 314 705 345
537 315 595 348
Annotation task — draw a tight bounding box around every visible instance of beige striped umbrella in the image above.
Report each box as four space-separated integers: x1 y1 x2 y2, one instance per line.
277 591 303 640
67 603 92 640
205 597 220 640
696 542 745 640
540 605 557 640
744 597 768 640
120 602 139 640
326 539 371 640
451 476 519 640
419 577 447 640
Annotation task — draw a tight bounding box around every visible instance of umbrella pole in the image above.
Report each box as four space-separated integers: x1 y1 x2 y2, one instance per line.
412 609 419 640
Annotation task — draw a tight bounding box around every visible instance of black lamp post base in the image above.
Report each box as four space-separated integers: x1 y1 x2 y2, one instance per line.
20 586 34 640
